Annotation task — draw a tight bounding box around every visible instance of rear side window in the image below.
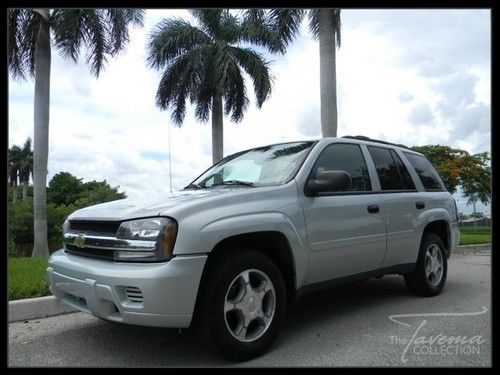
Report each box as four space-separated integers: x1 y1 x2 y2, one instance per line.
389 149 416 190
367 146 404 190
311 143 372 192
403 152 445 191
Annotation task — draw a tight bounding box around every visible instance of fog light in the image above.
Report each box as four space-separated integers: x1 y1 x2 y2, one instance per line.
113 250 158 261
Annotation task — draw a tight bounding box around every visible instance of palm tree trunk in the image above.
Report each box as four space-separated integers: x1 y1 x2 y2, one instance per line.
22 183 27 200
12 185 17 204
32 10 51 257
318 9 338 138
211 95 224 164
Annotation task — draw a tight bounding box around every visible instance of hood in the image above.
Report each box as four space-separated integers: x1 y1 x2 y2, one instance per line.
68 188 239 221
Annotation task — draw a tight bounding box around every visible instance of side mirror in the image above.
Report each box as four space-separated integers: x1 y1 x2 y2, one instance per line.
306 170 352 196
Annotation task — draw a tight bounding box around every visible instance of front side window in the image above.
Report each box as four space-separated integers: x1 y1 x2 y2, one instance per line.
190 141 315 188
403 152 445 191
310 143 372 192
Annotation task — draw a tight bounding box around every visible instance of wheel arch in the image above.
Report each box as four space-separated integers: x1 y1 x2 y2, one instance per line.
421 220 451 258
197 231 297 307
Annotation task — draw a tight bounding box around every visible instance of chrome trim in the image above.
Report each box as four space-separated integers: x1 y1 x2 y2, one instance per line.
63 232 157 252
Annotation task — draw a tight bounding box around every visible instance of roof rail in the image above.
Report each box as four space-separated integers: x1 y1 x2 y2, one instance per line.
341 135 411 150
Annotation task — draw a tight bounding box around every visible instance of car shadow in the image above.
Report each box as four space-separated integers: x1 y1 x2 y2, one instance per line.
46 274 426 366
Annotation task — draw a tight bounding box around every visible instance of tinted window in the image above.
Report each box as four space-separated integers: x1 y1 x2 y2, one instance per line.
403 152 444 190
368 146 403 190
311 143 371 192
390 149 416 190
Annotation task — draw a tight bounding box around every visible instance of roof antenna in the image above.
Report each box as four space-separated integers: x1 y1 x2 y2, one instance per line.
168 123 173 193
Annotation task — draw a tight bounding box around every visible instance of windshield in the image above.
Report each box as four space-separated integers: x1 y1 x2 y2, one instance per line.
188 141 316 189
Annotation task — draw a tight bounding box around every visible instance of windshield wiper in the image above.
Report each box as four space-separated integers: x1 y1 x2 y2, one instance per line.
212 180 255 187
184 183 204 190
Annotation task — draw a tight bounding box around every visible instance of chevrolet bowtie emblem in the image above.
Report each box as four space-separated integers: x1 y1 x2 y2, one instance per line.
74 234 86 248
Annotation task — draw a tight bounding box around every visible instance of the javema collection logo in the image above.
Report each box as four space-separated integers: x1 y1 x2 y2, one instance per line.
388 307 488 363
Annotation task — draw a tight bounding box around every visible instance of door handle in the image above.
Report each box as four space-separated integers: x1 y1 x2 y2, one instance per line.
367 204 380 214
416 202 425 209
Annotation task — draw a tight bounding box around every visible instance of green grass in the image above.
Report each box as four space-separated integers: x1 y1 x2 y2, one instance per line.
459 226 491 245
8 257 51 300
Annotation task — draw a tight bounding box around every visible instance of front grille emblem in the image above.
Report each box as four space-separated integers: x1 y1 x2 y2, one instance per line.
74 234 86 248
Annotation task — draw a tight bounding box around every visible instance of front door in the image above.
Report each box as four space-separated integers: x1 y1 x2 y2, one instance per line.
299 143 387 284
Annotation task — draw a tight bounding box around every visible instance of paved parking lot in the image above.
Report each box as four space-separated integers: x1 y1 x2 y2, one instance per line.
9 250 491 367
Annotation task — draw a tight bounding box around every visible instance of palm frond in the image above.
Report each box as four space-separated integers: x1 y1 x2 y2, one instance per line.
171 89 188 125
308 9 320 40
193 51 216 122
223 58 249 122
217 10 241 44
147 18 211 70
104 9 145 55
8 9 43 79
8 9 25 79
51 9 85 62
122 8 145 27
212 42 231 97
52 8 144 77
194 95 212 122
80 9 108 77
268 9 305 49
104 9 127 55
230 46 272 107
240 9 285 54
189 9 223 38
242 9 265 19
155 46 208 124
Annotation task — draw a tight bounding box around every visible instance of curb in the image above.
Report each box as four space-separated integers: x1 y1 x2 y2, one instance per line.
456 243 491 253
8 295 77 323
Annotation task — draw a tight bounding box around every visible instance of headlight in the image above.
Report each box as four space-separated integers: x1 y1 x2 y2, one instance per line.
114 217 178 262
117 218 167 240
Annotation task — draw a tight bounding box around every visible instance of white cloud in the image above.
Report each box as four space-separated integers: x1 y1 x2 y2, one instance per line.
8 9 491 214
398 91 414 103
407 103 434 125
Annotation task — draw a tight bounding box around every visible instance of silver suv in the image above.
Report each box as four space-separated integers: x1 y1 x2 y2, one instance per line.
47 136 460 360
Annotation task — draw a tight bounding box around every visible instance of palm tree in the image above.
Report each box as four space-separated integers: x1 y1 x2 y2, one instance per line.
245 9 341 137
8 145 22 203
18 138 34 200
147 9 273 164
8 9 144 257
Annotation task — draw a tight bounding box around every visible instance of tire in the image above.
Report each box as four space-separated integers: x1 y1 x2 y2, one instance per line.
194 249 287 361
404 232 448 296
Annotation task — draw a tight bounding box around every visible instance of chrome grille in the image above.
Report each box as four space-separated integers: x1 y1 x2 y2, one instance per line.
62 231 157 261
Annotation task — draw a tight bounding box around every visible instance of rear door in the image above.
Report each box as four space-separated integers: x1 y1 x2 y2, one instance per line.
299 142 387 284
366 146 422 267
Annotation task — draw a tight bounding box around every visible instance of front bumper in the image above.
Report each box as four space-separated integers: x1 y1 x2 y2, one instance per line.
47 249 207 328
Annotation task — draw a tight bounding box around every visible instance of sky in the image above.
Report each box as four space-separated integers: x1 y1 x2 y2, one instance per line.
8 9 491 215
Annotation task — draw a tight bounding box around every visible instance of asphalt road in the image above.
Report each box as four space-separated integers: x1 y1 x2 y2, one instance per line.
9 250 491 367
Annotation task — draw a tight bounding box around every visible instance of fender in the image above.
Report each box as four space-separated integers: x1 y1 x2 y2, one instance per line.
414 207 453 258
178 211 310 290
